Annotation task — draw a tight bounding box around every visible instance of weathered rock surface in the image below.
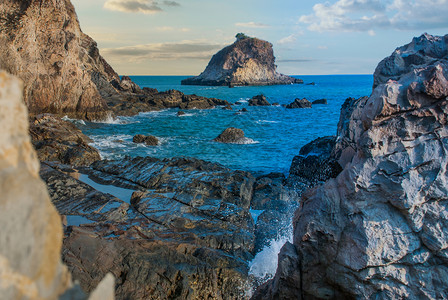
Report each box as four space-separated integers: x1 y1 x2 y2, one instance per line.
249 94 271 106
41 156 257 298
255 33 448 299
285 98 312 109
214 127 248 144
182 34 303 86
110 89 231 116
29 114 101 166
132 134 159 146
0 71 113 299
38 154 296 299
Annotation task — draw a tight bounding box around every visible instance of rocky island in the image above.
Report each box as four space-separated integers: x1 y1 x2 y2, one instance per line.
181 33 303 86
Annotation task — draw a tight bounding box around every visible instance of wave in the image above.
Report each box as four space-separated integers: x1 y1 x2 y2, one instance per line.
62 115 86 126
234 137 259 145
256 120 279 124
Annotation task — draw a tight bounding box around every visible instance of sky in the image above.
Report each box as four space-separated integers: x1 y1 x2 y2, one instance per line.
71 0 448 76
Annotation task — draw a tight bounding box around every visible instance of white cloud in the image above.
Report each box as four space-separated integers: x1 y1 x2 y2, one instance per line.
156 26 190 32
235 22 270 28
277 34 297 45
102 40 225 61
299 0 448 33
103 0 181 14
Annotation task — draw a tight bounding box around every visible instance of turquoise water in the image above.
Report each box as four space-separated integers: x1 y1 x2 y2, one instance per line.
80 75 372 175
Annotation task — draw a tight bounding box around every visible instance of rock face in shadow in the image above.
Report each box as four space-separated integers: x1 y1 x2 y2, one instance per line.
0 71 113 300
254 33 448 299
29 114 101 166
181 35 303 86
249 94 271 106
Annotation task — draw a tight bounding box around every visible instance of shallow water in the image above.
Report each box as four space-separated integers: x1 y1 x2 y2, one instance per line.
81 75 373 175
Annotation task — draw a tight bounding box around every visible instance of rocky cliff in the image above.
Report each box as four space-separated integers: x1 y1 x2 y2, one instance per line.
0 0 122 120
182 34 302 86
0 71 114 300
254 33 448 299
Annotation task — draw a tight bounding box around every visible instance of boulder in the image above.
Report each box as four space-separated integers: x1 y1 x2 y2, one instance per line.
177 110 186 116
29 114 101 166
181 34 303 86
132 134 159 146
214 127 247 144
255 33 448 299
285 98 312 108
249 94 271 106
312 98 327 105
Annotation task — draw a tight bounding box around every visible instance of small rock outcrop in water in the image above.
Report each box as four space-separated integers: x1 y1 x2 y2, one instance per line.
312 98 327 105
181 34 303 86
214 127 248 143
0 71 113 299
254 34 448 299
29 115 101 166
249 94 271 106
285 98 312 108
132 134 159 146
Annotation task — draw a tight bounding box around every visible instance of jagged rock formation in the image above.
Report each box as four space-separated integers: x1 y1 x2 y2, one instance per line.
29 114 101 166
285 98 312 109
0 71 113 300
249 94 271 106
254 33 448 299
132 134 159 146
181 35 303 86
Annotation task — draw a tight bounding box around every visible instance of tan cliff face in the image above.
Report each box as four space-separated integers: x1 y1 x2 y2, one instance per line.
182 36 302 86
0 0 120 120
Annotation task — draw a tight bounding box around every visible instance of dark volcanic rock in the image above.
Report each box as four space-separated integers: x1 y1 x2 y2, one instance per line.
285 98 312 108
42 156 261 299
181 34 303 86
132 134 159 146
214 127 247 144
255 33 448 300
249 94 271 106
29 114 100 166
312 98 327 105
177 110 186 116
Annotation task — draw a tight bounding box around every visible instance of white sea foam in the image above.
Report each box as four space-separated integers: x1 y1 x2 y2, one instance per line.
249 228 293 281
236 138 259 144
62 115 86 125
256 120 279 124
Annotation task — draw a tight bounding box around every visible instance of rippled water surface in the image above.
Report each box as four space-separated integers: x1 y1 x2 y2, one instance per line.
80 75 372 174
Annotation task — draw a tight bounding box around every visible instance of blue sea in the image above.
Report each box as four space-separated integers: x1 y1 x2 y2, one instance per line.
80 75 372 175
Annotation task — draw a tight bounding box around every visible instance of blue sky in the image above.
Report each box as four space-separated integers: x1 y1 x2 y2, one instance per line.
71 0 448 75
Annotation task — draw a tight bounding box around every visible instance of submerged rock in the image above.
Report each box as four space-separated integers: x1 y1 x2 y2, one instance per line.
132 134 159 146
181 34 303 86
285 98 312 109
214 127 247 144
29 114 101 166
255 33 448 299
249 94 271 106
312 98 327 105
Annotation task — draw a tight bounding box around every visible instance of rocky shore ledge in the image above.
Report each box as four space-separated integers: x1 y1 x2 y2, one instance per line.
181 34 303 87
253 33 448 300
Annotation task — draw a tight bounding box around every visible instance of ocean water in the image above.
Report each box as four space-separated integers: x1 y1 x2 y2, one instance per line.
81 75 373 175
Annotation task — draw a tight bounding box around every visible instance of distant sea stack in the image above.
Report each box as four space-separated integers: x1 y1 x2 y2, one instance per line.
181 33 303 86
